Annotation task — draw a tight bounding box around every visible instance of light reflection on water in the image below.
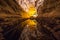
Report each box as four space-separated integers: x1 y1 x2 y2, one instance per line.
2 17 59 40
21 19 37 30
19 19 41 40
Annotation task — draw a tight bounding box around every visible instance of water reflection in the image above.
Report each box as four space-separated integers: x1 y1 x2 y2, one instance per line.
19 19 41 40
1 17 60 40
21 19 37 30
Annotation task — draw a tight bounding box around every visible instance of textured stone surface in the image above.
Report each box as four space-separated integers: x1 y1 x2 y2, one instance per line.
0 0 60 40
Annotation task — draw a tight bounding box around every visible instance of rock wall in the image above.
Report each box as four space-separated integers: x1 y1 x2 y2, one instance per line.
0 0 60 40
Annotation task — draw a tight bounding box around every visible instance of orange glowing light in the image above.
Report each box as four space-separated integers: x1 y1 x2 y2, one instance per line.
21 19 37 29
20 6 37 18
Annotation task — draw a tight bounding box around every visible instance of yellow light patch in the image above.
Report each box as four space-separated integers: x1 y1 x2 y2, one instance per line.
26 19 37 26
21 19 37 29
20 11 30 18
20 6 37 18
27 6 37 16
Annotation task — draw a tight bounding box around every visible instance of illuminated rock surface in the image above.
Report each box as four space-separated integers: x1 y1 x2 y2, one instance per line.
0 0 60 40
